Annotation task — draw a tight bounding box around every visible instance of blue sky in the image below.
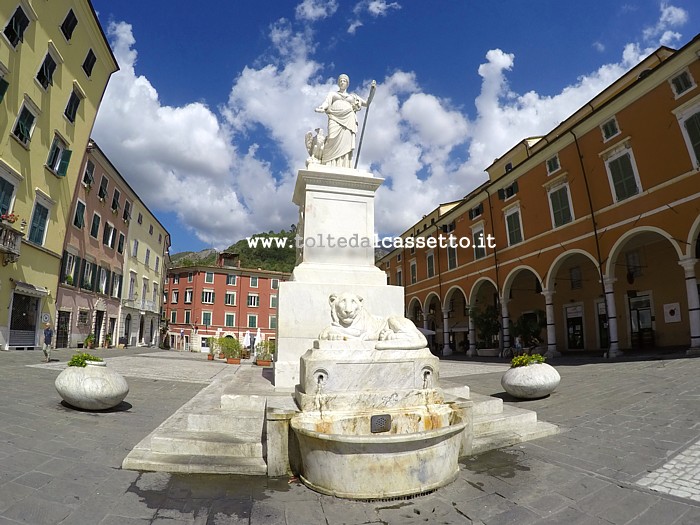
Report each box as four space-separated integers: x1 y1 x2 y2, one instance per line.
89 0 698 254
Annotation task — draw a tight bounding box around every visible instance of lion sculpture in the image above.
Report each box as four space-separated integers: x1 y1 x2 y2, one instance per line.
318 292 427 350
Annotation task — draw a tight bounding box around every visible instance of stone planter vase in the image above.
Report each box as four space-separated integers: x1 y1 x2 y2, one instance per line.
501 363 560 399
476 347 500 357
55 361 129 410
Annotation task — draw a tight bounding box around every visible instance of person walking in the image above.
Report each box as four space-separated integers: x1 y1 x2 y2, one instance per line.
43 322 54 363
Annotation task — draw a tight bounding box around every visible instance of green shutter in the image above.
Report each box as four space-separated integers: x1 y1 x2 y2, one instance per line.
79 260 86 288
29 204 48 244
0 177 13 214
105 270 111 295
59 252 68 283
91 264 98 291
685 113 700 164
57 149 72 177
211 292 215 304
0 77 9 103
73 257 82 285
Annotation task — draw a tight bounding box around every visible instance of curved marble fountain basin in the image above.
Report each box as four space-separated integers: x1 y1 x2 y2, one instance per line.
291 404 466 500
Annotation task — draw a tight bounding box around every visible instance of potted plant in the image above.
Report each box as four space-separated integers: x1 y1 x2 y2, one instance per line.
501 353 560 399
84 333 96 349
511 310 546 352
65 275 74 286
55 352 129 410
255 340 275 366
469 305 501 356
219 336 242 364
104 333 112 348
207 346 215 361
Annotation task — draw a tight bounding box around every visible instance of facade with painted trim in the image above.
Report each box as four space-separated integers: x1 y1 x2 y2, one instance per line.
163 253 288 353
378 35 700 358
0 1 117 350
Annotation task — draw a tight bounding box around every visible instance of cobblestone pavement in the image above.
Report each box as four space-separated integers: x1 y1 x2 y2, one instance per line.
0 347 699 524
637 440 700 502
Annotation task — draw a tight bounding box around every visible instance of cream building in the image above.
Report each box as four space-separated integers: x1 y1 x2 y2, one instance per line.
0 1 118 350
119 193 169 348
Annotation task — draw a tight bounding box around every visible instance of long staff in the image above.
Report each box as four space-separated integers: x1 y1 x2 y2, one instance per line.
354 80 377 169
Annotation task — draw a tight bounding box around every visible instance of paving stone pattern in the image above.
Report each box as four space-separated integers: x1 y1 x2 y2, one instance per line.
0 347 699 524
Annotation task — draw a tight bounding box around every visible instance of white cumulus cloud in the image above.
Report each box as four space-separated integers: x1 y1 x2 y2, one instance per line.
92 3 691 251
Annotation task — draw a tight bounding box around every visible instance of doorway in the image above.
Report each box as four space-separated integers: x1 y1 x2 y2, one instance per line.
124 314 131 346
94 310 104 345
9 294 39 347
138 315 145 345
565 304 584 350
56 311 70 348
629 293 654 348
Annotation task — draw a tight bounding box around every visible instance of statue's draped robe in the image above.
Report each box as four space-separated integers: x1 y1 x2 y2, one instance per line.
321 92 360 165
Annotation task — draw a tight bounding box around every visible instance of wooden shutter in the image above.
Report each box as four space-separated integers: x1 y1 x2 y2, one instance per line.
57 150 72 177
0 77 9 104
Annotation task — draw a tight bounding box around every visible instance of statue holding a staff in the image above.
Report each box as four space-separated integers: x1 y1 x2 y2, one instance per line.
306 74 376 168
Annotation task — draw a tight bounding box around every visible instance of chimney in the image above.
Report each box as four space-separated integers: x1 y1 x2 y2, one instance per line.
218 252 240 268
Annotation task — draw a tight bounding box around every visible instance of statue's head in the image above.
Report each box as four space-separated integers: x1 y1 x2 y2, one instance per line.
337 74 349 89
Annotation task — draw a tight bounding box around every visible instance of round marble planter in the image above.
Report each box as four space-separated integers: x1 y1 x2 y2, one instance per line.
501 363 560 399
55 361 129 410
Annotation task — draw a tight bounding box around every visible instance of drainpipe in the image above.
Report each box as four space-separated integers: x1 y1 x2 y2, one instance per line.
570 130 612 355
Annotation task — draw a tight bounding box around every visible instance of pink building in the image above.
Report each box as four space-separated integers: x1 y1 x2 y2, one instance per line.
55 141 129 348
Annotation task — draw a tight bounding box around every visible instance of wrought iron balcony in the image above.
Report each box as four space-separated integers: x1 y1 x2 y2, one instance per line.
0 221 22 265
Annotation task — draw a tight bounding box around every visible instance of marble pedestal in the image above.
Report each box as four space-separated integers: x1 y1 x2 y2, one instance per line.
274 165 408 389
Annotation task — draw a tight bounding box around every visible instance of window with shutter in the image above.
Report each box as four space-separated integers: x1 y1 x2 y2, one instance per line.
0 77 9 104
83 49 96 77
36 54 57 89
60 9 78 40
3 6 30 47
28 203 49 245
0 177 14 214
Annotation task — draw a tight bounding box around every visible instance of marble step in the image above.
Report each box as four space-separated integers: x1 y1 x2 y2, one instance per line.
220 393 268 411
187 409 264 433
473 404 537 435
471 421 560 455
123 448 267 475
470 393 504 416
150 430 263 457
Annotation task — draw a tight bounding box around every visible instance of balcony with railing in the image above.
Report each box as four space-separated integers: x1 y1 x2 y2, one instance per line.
0 221 23 265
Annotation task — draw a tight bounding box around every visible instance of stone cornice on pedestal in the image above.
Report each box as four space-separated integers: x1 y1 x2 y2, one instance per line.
293 166 384 206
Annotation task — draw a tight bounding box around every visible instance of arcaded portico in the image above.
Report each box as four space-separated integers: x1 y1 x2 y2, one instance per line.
380 36 700 357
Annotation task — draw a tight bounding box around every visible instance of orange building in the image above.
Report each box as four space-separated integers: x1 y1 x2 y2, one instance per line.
378 35 700 358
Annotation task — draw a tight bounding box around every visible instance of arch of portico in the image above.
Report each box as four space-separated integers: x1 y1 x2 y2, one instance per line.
442 285 469 355
604 227 689 355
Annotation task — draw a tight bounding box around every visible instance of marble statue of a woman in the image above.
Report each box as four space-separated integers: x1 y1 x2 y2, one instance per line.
314 74 368 168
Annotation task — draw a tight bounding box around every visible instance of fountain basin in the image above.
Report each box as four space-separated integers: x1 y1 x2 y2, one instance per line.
291 404 466 499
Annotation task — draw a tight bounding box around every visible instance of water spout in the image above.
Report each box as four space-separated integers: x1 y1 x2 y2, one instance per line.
315 373 326 417
422 369 432 389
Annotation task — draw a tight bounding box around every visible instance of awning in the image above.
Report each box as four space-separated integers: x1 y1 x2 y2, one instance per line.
13 281 49 298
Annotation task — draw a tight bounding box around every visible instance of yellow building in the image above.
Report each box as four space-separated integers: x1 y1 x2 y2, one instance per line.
0 1 118 350
378 35 700 358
